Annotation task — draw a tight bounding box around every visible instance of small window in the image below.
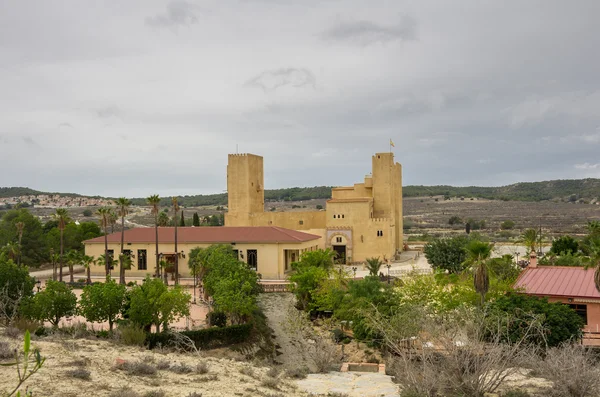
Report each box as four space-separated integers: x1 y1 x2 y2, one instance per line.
299 220 304 225
377 230 383 237
333 215 336 219
336 237 342 243
337 215 341 219
137 249 147 270
342 214 345 218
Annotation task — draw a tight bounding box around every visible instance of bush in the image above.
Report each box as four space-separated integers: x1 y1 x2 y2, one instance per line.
500 220 515 230
143 391 166 397
169 363 193 374
66 367 91 380
117 360 157 376
448 216 462 225
82 209 93 217
146 323 252 350
207 311 227 327
423 237 469 274
21 280 77 327
196 361 209 374
551 235 579 255
260 377 279 390
284 366 308 379
119 324 147 346
0 341 14 359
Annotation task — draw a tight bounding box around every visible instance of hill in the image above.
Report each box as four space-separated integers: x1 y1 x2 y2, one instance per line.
2 178 599 205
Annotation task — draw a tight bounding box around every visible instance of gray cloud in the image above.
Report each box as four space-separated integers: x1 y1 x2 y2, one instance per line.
146 1 199 28
322 15 416 45
0 1 599 196
245 68 316 92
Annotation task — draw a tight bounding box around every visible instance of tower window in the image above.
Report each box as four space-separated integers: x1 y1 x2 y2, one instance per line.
336 237 342 243
333 215 336 219
377 230 383 237
342 214 345 218
299 220 304 225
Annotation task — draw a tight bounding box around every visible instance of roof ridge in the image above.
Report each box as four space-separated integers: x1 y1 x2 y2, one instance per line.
271 226 302 241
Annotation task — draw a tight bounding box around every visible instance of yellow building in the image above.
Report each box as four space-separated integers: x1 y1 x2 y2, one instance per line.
84 226 321 280
225 152 403 263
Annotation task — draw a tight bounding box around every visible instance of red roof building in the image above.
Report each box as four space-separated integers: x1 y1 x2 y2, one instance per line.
514 264 600 346
84 226 322 281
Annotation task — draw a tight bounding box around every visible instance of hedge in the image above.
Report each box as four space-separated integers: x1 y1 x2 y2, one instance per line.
146 323 252 350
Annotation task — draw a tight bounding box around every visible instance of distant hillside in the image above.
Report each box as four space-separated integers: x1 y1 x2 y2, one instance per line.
403 178 600 202
3 178 599 205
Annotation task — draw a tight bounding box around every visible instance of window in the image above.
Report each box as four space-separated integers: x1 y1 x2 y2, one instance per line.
247 249 258 271
336 237 342 243
342 214 345 218
107 249 115 269
233 249 239 259
333 215 336 219
137 249 147 270
569 303 588 324
377 230 383 237
123 249 132 257
299 220 304 225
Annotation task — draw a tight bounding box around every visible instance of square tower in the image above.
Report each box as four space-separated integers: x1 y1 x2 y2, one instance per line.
227 154 264 215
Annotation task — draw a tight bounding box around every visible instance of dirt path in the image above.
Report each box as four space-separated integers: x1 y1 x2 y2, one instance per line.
258 293 315 371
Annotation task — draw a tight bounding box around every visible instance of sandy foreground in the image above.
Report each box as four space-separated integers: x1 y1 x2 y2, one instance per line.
0 332 309 397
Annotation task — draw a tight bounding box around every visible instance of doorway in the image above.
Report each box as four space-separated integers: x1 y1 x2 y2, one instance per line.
332 245 346 264
247 249 258 271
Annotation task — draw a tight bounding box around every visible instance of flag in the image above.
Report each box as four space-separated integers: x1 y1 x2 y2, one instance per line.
390 139 395 148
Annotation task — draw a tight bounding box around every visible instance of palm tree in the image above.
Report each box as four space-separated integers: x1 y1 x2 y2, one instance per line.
65 250 81 283
172 197 180 285
115 197 132 285
81 254 95 284
53 208 71 282
96 207 112 276
521 228 539 255
365 257 382 277
49 249 59 281
2 242 19 262
109 209 118 234
147 195 161 278
15 221 24 266
466 240 494 306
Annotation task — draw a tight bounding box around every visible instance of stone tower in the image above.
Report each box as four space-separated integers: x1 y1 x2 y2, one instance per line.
371 153 403 250
227 154 264 216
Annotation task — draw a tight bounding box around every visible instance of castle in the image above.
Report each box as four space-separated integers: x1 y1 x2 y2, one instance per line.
225 152 403 263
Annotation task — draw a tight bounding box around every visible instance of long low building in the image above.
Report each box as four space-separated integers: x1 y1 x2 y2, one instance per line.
84 226 322 280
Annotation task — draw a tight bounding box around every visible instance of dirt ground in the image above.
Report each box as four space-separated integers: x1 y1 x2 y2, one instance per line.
0 330 307 397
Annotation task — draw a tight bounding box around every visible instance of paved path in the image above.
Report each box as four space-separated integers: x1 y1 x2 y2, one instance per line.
297 372 399 397
30 266 85 279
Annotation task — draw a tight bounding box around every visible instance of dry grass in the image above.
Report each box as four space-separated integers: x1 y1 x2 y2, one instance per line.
116 360 157 376
239 365 256 378
109 386 140 397
260 377 279 390
196 361 209 374
169 362 194 374
142 390 166 397
0 341 14 360
65 367 91 380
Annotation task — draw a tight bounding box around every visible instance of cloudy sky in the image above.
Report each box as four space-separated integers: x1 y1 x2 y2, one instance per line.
1 0 599 197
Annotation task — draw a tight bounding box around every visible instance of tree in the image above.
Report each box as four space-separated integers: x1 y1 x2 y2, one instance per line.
192 212 200 227
157 211 169 227
127 276 189 332
24 280 77 327
365 257 382 277
53 208 71 282
14 222 24 266
448 216 462 225
79 277 126 331
179 211 185 227
500 220 515 230
290 265 330 312
521 228 539 254
64 250 81 283
423 236 469 274
172 197 180 285
0 209 46 267
115 197 132 285
81 254 95 285
0 257 35 324
489 292 584 347
465 240 493 306
147 195 161 278
96 207 112 276
82 209 93 217
551 235 579 255
108 209 118 234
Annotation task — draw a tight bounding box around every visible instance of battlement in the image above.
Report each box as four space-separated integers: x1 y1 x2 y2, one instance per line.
370 217 391 223
228 153 262 158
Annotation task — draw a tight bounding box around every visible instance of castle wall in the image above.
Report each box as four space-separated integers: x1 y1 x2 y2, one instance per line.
226 210 327 230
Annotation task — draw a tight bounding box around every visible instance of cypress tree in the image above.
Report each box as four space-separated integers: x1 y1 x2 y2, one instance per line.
193 212 200 227
180 211 185 227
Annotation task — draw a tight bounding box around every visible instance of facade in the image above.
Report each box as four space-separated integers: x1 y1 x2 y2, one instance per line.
225 152 403 263
514 253 600 346
84 226 321 280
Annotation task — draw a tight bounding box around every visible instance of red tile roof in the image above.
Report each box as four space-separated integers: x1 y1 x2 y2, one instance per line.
84 226 321 245
514 266 600 299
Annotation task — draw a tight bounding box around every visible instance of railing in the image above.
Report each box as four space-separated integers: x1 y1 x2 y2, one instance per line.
389 268 433 277
260 283 292 293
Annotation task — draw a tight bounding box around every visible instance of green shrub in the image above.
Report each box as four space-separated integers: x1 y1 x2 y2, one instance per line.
500 220 515 230
331 328 344 343
119 324 147 346
146 323 252 350
96 330 111 339
207 311 227 327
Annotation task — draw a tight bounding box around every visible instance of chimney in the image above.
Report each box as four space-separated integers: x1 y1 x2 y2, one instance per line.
529 250 537 268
